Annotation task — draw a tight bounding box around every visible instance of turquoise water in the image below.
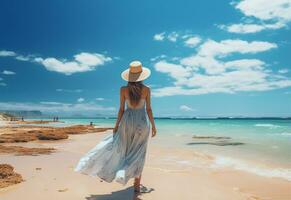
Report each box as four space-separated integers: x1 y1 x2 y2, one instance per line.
29 117 291 180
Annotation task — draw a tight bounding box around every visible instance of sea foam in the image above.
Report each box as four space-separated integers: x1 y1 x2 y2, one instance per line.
254 124 281 128
212 156 291 181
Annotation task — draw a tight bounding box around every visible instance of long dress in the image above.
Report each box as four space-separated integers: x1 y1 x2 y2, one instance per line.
74 98 150 185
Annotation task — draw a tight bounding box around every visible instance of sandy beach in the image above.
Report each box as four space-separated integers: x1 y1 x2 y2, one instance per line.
0 120 290 200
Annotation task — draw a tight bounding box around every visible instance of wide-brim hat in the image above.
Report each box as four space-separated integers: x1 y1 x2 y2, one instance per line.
121 60 151 82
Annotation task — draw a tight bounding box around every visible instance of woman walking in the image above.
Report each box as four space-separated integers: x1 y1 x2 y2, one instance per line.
75 61 157 193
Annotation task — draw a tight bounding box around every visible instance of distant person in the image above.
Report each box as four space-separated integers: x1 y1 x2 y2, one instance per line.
75 61 157 193
90 122 93 126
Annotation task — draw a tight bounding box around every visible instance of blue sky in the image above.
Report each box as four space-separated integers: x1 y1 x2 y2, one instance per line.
0 0 291 117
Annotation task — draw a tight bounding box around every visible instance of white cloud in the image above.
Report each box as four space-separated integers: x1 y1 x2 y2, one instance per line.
150 54 167 62
0 50 16 57
0 82 7 86
235 0 291 21
0 77 3 81
180 105 194 111
56 88 83 93
152 39 291 97
278 68 289 74
15 55 33 61
74 52 111 66
153 32 165 41
0 50 113 75
77 98 85 103
219 22 285 34
34 52 112 75
180 39 276 75
167 32 179 42
40 101 72 106
2 70 16 75
153 32 191 43
153 32 203 47
96 98 105 101
154 60 192 80
220 0 291 33
184 36 202 47
0 101 115 114
195 39 277 58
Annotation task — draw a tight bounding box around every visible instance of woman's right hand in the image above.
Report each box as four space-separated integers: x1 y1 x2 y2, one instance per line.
113 125 118 134
151 126 157 137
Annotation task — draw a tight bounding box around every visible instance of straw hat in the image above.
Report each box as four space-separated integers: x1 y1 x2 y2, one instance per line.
121 61 151 82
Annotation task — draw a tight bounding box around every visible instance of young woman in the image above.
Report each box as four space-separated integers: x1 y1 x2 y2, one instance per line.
75 61 157 193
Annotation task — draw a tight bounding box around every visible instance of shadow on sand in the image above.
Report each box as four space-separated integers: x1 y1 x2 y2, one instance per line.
86 185 155 200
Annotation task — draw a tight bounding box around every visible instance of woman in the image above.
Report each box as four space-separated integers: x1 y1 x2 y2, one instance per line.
74 60 157 193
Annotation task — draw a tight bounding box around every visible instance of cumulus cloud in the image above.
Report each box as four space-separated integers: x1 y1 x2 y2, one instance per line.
0 50 113 75
0 101 116 114
167 32 179 42
179 105 194 111
153 32 166 41
152 39 291 97
2 70 16 75
96 98 105 101
278 69 289 74
0 50 16 57
180 39 276 75
184 36 202 47
150 55 167 62
219 22 285 34
34 52 112 75
0 82 7 86
154 60 192 80
219 0 291 33
153 32 200 44
56 88 83 93
15 55 34 61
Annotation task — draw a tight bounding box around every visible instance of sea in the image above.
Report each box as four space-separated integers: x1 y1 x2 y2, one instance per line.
28 117 291 181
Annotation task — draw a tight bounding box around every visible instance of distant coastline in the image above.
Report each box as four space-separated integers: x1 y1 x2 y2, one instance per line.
1 110 290 120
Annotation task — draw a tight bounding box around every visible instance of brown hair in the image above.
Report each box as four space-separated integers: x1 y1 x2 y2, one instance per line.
127 81 144 106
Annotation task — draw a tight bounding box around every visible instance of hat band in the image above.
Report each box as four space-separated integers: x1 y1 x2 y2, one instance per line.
129 65 142 73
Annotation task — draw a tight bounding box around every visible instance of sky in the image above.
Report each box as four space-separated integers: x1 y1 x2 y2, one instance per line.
0 0 291 117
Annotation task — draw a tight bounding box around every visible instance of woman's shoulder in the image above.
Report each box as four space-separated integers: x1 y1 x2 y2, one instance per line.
142 84 150 90
120 86 128 91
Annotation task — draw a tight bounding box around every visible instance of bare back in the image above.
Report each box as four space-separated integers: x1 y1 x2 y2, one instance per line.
120 85 151 110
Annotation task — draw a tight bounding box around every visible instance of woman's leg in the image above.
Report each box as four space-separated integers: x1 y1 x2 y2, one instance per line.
134 175 141 192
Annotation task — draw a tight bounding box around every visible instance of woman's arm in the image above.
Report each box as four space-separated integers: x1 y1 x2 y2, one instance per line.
113 87 125 133
146 88 157 137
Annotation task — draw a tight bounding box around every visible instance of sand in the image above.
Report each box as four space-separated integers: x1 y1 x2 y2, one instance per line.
0 130 290 200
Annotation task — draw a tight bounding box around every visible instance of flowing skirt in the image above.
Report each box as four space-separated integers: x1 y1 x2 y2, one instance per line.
74 108 150 185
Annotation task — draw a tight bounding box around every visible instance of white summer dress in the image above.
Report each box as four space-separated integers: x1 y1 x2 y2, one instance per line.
74 98 150 185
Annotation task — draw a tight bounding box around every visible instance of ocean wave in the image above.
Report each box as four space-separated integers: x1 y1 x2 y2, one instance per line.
212 156 291 181
281 132 291 136
254 124 281 128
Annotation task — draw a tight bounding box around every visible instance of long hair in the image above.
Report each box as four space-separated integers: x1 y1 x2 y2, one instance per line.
127 81 144 106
